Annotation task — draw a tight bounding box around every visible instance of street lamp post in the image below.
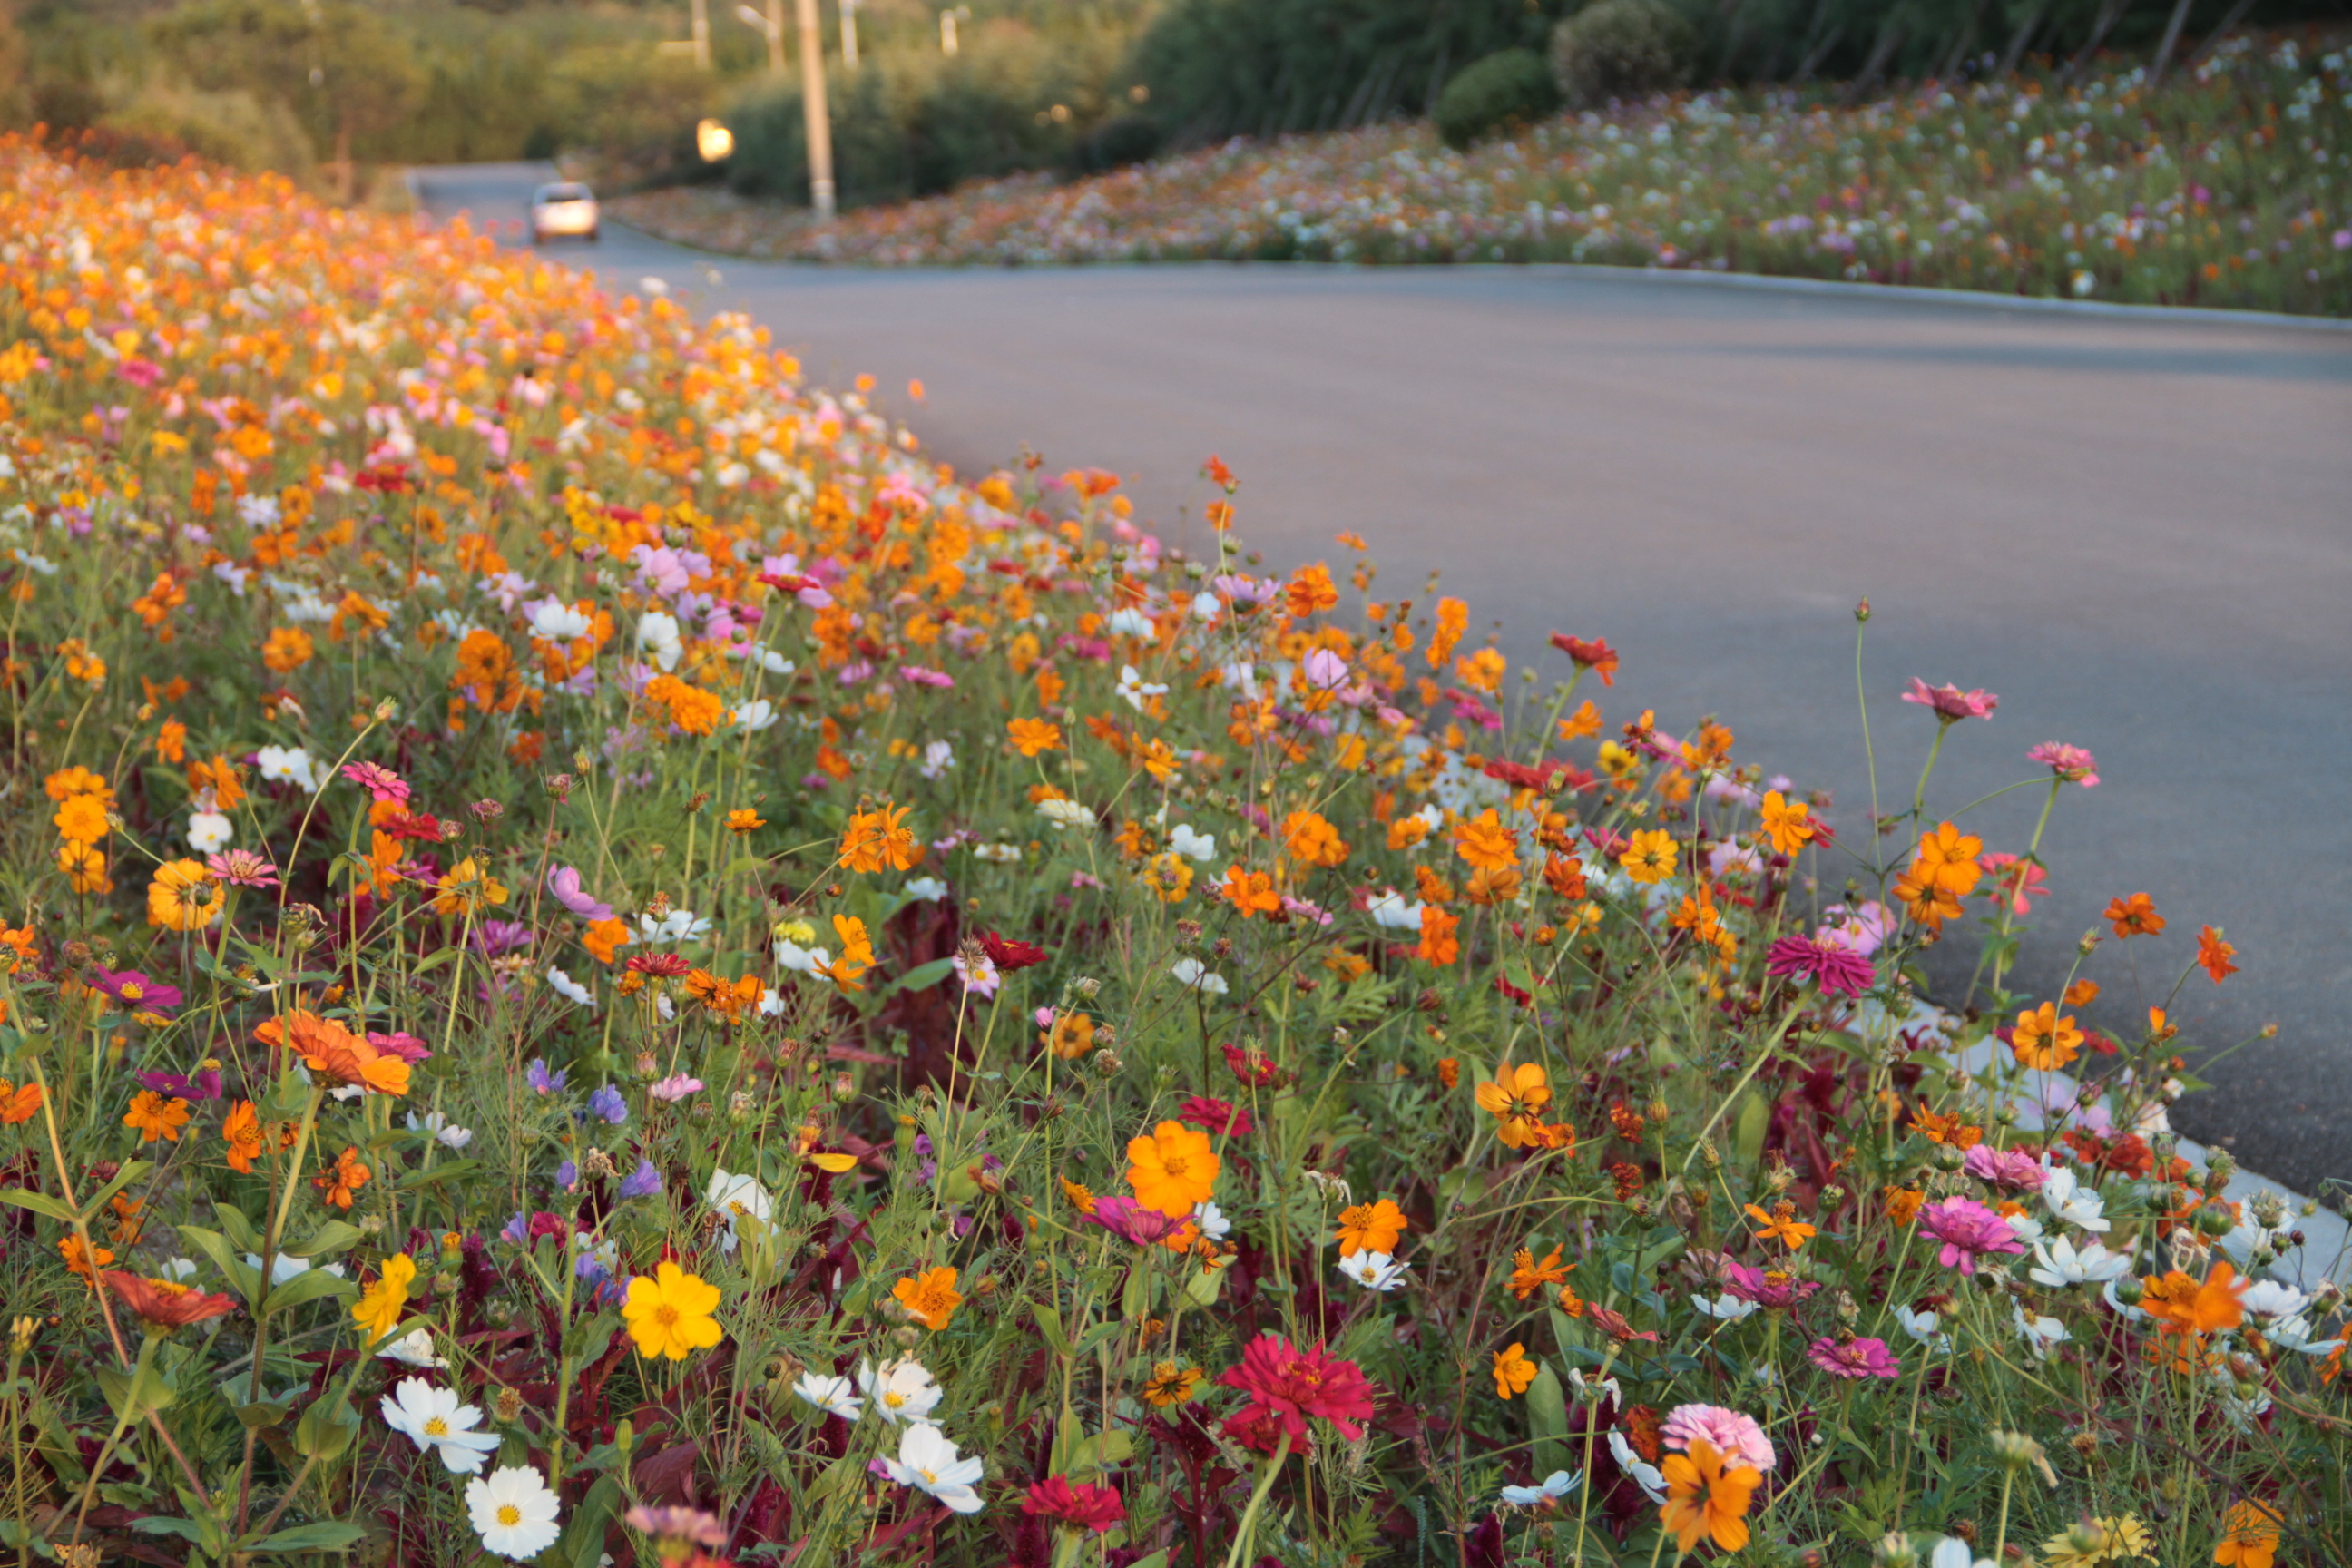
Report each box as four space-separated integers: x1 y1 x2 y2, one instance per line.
840 0 860 70
690 0 711 69
735 1 787 75
795 0 835 216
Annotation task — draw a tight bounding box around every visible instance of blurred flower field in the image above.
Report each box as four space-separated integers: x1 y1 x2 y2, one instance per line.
616 39 2352 316
0 126 2347 1568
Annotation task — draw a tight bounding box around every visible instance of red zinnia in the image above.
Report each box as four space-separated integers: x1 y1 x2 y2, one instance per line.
103 1271 238 1332
627 953 694 977
1548 633 1619 685
1220 1042 1280 1087
979 930 1049 971
1021 1475 1125 1534
1177 1094 1253 1137
1215 1333 1377 1445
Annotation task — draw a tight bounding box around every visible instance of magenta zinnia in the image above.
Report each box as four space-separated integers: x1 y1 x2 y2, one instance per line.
1808 1335 1900 1379
1216 1333 1377 1445
1917 1196 2029 1274
1763 936 1876 999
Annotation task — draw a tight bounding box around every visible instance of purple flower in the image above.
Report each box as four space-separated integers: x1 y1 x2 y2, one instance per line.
2026 741 2099 788
1763 936 1877 999
1808 1336 1899 1379
1962 1142 2047 1191
501 1211 530 1245
472 920 532 956
545 866 613 923
135 1065 222 1101
619 1159 663 1199
588 1084 629 1125
1918 1196 2028 1275
1901 679 1998 723
526 1059 567 1095
555 1159 579 1191
89 967 184 1015
1079 1196 1192 1246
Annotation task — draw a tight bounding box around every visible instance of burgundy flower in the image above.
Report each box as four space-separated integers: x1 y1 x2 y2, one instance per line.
978 931 1049 971
1215 1333 1377 1445
1900 679 1998 723
1079 1197 1191 1247
88 967 183 1016
1917 1196 2028 1275
1808 1335 1900 1379
1177 1094 1252 1137
1763 936 1877 999
1021 1475 1125 1534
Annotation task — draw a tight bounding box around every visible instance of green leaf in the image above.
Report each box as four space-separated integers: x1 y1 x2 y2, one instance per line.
290 1396 358 1461
74 1160 152 1226
398 1158 483 1191
262 1266 358 1316
1734 1091 1770 1170
249 1520 368 1553
1526 1362 1569 1476
285 1220 363 1259
132 1517 208 1544
558 1475 624 1568
887 957 956 995
175 1225 265 1308
97 1362 174 1421
212 1201 262 1253
1119 1262 1153 1323
0 1187 77 1225
1031 1301 1073 1358
1181 1264 1224 1308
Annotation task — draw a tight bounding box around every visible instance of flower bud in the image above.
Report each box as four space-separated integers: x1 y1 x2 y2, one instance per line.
1855 598 1872 622
1872 1533 1918 1568
493 1386 524 1425
2195 1204 2237 1238
2111 1276 2144 1306
2078 928 2102 956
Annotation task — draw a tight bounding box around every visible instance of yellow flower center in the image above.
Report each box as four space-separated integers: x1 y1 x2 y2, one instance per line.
120 982 143 1000
424 1416 448 1436
885 1392 906 1407
1161 1153 1190 1179
917 1467 937 1485
496 1504 522 1527
653 1304 680 1328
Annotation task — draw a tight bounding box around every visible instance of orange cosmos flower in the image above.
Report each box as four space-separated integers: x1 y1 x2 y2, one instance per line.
1279 809 1348 868
260 626 315 673
123 1090 191 1143
1219 866 1282 918
2105 892 2165 938
2063 978 2101 1006
103 1271 237 1333
1757 790 1815 856
1475 1062 1553 1149
1452 808 1518 871
58 842 112 895
53 793 110 846
820 914 875 991
2197 926 2239 984
726 808 765 834
1745 1200 1818 1250
433 857 509 917
1336 1200 1406 1256
313 1145 371 1210
839 803 918 873
2213 1501 2281 1568
2011 1002 2083 1071
145 858 223 931
1894 822 1982 930
2141 1260 2248 1339
0 1079 43 1124
1508 1245 1570 1301
583 917 632 965
889 1266 963 1330
1436 1057 1460 1090
1125 1121 1220 1217
60 1235 114 1281
1884 1187 1926 1225
1416 905 1460 965
221 1099 294 1172
1661 1439 1761 1553
1284 563 1338 619
1619 828 1679 885
1007 718 1063 757
1912 1103 1983 1150
1492 1342 1537 1399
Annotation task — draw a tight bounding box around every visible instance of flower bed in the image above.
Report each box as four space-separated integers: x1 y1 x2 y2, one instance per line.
613 40 2352 316
0 134 2346 1568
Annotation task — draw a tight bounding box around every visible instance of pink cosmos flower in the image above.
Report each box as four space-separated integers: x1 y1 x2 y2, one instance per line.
1300 649 1349 691
1080 1197 1191 1246
1901 679 1999 723
340 761 411 803
1963 1142 2049 1191
1661 1404 1775 1472
545 866 614 923
1816 900 1892 957
1764 936 1877 999
952 952 1000 997
1918 1196 2029 1274
2027 742 2099 787
1808 1336 1900 1379
1977 853 2049 916
898 664 955 689
648 1073 704 1102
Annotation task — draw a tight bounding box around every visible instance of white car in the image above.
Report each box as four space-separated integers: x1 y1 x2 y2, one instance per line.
530 182 599 244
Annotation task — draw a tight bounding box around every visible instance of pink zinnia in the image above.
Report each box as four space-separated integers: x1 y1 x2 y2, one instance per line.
2026 741 2099 788
206 848 279 887
1808 1336 1900 1379
1177 1095 1253 1137
1962 1142 2047 1191
1917 1196 2028 1274
1901 679 1998 723
367 1031 434 1064
341 761 411 803
1021 1475 1125 1534
1079 1197 1191 1247
1660 1404 1775 1472
1722 1261 1821 1310
1216 1333 1377 1445
1764 936 1877 999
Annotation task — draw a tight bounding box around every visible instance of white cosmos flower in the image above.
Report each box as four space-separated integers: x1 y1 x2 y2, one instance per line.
1115 663 1168 710
187 811 233 852
1896 1303 1950 1352
377 1327 447 1367
858 1357 942 1426
881 1423 984 1514
1499 1469 1580 1506
638 907 710 944
2039 1164 2112 1232
405 1110 474 1150
774 938 828 975
2030 1236 2132 1289
731 697 778 732
794 1370 863 1420
1691 1292 1759 1322
2102 1276 2149 1322
545 966 594 1009
1338 1250 1408 1292
1171 957 1228 995
1932 1538 1995 1568
918 740 956 779
1106 607 1155 639
1191 1200 1232 1242
1166 824 1216 860
637 610 683 671
2013 1304 2071 1359
902 877 949 902
244 1253 346 1287
2238 1280 2310 1322
1367 890 1424 931
1609 1430 1669 1504
1191 590 1221 622
255 744 319 790
465 1465 564 1559
527 600 593 642
381 1377 502 1474
1037 797 1093 831
705 1168 773 1251
1565 1367 1620 1410
2269 1316 2347 1355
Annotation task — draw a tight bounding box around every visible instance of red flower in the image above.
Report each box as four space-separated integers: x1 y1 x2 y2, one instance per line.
1585 1304 1661 1345
1215 1333 1377 1445
103 1271 237 1332
1177 1095 1253 1137
1220 1042 1279 1087
1548 634 1619 685
627 953 694 977
979 931 1049 971
1493 975 1533 1008
1481 758 1572 791
1021 1475 1126 1534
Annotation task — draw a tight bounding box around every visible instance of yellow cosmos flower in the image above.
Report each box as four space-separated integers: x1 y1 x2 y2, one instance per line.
622 1261 726 1361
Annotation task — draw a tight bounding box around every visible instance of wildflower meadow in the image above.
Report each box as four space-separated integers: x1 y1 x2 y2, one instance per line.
0 131 2345 1568
614 41 2351 317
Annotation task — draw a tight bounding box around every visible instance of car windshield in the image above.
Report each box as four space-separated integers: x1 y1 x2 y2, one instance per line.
535 185 593 203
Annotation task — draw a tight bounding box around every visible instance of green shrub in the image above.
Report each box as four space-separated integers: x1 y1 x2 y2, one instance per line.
1433 47 1559 148
1549 0 1697 107
1077 110 1162 172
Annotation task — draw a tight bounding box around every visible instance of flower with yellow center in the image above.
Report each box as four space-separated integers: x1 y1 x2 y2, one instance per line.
890 1266 964 1331
1661 1438 1761 1553
622 1261 725 1361
353 1254 417 1342
1124 1121 1219 1218
145 858 223 931
2011 1002 2083 1072
1492 1342 1536 1398
1475 1062 1553 1149
1619 828 1679 884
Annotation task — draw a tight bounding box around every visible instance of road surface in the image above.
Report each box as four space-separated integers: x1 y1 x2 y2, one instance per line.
417 164 2352 1205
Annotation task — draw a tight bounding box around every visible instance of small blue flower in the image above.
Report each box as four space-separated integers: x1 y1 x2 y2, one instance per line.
619 1159 662 1200
555 1159 579 1191
589 1084 629 1125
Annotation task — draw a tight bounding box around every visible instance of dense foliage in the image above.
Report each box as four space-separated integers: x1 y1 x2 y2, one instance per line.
0 134 2346 1568
615 43 2350 317
1434 50 1563 150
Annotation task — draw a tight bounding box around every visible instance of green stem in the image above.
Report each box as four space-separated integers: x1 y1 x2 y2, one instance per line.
1220 1432 1292 1568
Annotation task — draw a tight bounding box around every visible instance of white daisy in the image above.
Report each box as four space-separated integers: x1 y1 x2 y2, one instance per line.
1338 1250 1408 1292
1499 1469 1580 1506
858 1357 942 1426
793 1370 864 1421
380 1378 501 1474
465 1465 563 1559
880 1423 984 1514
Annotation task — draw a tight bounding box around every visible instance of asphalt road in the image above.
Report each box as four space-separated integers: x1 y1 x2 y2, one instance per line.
416 164 2352 1203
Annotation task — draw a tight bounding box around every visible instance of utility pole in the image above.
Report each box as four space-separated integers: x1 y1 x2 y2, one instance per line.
795 0 835 216
839 0 860 69
690 0 711 68
736 1 787 75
